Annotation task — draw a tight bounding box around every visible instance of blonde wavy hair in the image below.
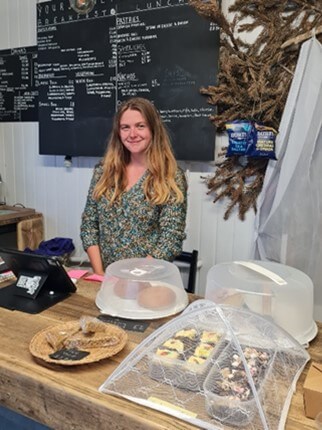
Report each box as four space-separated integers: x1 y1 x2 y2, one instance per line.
93 98 185 205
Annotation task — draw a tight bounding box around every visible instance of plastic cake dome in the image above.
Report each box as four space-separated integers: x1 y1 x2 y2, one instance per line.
204 260 317 345
96 258 188 319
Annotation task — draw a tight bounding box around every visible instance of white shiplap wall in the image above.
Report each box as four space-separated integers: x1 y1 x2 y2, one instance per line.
0 0 255 296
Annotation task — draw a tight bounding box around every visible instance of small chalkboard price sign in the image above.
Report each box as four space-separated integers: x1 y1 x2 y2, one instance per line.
37 0 220 160
49 348 90 361
98 314 150 332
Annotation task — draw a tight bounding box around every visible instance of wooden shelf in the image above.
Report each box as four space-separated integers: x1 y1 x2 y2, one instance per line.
0 206 37 226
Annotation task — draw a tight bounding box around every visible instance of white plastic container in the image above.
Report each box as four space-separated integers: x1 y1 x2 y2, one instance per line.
203 341 274 426
96 258 188 320
148 322 227 391
205 260 317 345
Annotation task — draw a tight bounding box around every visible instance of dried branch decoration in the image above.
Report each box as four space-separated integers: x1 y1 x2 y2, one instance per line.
202 151 268 220
189 0 322 220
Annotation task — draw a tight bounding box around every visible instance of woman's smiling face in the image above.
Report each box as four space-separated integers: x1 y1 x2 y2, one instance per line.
119 108 152 157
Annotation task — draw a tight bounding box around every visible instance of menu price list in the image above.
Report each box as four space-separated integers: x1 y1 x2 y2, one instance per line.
0 46 38 122
37 0 219 160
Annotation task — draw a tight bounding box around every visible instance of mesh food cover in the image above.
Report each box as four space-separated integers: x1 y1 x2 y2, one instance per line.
100 300 309 429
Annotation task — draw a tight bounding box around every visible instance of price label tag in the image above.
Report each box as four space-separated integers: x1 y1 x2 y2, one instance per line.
98 315 150 332
49 348 90 361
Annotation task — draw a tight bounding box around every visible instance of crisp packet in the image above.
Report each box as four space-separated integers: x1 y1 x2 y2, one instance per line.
225 120 254 157
248 123 277 159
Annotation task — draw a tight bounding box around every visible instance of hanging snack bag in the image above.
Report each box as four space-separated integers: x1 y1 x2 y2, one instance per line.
247 123 277 159
225 120 254 157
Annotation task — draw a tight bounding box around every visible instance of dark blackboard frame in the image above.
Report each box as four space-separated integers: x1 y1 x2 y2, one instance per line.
35 0 220 161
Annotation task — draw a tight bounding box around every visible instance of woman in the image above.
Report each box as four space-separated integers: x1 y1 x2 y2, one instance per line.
80 97 187 275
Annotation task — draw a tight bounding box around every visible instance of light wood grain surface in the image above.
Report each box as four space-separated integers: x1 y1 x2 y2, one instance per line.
0 279 320 430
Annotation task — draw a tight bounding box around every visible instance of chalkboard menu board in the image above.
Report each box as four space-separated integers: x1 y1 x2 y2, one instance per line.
37 0 219 160
0 46 38 122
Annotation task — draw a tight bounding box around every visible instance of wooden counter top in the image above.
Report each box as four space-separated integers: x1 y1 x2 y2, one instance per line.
0 279 320 430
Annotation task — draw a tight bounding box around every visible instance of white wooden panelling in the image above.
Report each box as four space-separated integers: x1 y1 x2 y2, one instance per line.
0 1 9 49
0 1 264 303
185 173 255 295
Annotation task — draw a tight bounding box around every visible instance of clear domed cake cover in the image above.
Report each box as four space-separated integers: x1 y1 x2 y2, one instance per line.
96 258 188 320
205 260 317 345
100 300 309 430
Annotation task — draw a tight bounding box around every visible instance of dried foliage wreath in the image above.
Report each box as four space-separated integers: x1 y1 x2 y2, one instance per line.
189 0 322 220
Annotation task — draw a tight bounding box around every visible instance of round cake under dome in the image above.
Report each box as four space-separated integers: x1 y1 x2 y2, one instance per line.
96 258 189 319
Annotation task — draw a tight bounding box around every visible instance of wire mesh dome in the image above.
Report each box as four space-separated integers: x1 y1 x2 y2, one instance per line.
100 300 309 430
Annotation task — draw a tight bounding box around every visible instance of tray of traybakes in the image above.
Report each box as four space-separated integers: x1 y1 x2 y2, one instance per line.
203 343 274 426
149 325 227 392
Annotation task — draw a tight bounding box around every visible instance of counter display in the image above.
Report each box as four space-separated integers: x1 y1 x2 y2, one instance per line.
0 279 319 429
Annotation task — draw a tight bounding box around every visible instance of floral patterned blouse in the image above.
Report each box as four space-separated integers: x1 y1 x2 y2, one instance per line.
80 163 187 269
